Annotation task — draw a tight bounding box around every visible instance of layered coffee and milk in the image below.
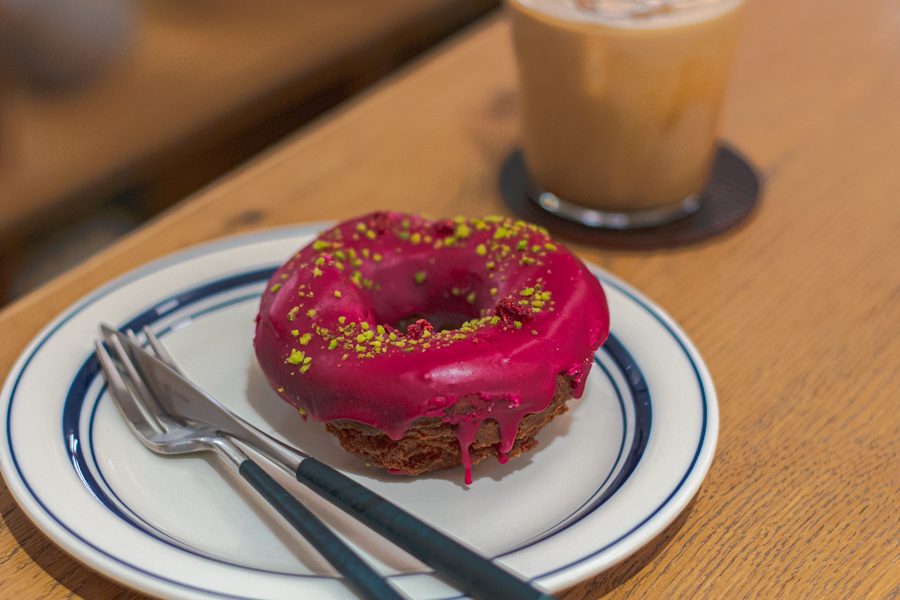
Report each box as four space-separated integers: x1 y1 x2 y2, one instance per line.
508 0 744 212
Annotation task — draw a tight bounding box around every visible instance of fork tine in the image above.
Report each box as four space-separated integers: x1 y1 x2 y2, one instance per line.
106 334 170 433
142 326 185 376
95 341 163 441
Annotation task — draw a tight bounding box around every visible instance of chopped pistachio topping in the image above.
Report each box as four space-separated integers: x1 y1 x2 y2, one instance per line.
299 333 312 345
287 349 305 364
520 288 535 297
415 271 426 284
338 316 346 324
313 267 323 277
307 309 317 318
287 307 299 321
334 290 342 298
271 283 282 293
328 340 338 350
291 330 299 337
476 244 487 256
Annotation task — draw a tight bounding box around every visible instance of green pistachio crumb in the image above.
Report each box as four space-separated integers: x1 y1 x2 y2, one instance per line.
476 244 487 256
486 261 495 270
313 240 330 251
521 288 535 297
299 364 311 374
291 330 299 337
360 322 369 331
287 307 299 321
271 283 282 293
300 333 312 345
287 349 305 364
338 316 346 324
515 321 523 329
415 271 426 284
466 292 476 304
307 309 316 318
377 325 386 335
366 230 376 240
334 290 341 298
491 316 500 325
328 340 338 350
299 407 306 415
313 267 323 277
544 243 557 251
517 240 528 251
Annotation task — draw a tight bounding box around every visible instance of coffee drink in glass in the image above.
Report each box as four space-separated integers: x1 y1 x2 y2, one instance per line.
508 0 745 227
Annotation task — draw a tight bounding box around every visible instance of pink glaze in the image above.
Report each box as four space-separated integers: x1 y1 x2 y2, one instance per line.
254 212 610 483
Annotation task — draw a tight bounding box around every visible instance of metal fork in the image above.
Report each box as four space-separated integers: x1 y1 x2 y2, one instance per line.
95 337 406 600
103 325 557 600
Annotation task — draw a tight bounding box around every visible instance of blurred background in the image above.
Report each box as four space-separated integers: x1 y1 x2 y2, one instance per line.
0 0 498 308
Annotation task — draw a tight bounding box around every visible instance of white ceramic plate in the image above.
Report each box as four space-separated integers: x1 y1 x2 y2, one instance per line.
0 225 717 600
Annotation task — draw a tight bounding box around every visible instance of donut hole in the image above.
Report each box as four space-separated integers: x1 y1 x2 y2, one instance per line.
364 266 493 334
394 313 471 333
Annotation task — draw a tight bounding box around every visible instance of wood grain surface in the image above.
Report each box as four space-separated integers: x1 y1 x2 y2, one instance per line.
2 0 900 598
0 0 496 237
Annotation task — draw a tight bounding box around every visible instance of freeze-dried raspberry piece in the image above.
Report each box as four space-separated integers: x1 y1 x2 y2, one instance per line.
434 220 455 236
494 297 534 324
406 319 435 340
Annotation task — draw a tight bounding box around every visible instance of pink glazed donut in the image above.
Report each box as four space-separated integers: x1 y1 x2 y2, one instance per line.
254 212 609 484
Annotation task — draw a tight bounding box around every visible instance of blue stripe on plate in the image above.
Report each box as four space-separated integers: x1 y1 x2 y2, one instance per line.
2 229 707 599
72 269 647 576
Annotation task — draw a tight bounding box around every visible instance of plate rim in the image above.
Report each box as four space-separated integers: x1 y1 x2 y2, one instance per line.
0 224 718 598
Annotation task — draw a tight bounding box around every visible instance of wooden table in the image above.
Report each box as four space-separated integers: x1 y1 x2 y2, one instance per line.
0 0 495 239
2 0 899 597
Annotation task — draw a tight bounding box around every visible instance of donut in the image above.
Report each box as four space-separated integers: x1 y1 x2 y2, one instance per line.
254 212 609 484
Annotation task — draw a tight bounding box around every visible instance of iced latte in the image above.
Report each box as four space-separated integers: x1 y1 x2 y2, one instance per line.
508 0 745 223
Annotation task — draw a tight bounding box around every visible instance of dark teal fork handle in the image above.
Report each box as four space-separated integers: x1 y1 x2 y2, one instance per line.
239 459 405 600
295 458 557 600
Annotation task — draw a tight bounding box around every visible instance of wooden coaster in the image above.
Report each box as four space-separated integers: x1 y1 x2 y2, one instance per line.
499 145 762 249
